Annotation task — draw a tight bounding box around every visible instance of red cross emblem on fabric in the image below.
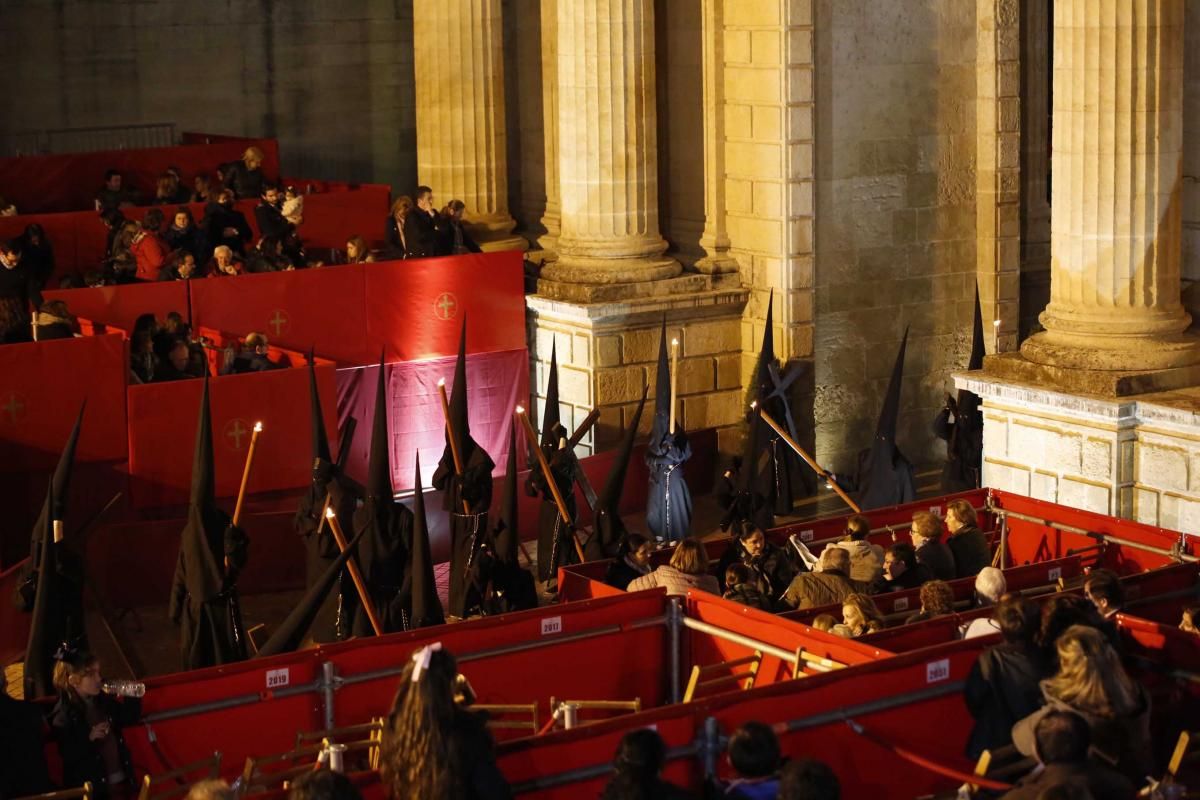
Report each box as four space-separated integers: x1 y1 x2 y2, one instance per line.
434 292 458 320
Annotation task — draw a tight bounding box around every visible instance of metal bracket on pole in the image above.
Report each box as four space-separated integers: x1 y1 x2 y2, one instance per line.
668 598 682 704
562 703 578 730
701 716 721 779
320 661 341 730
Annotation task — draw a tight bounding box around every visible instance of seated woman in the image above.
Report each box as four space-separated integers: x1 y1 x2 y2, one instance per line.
627 538 719 597
35 299 77 340
379 644 511 799
603 532 654 590
715 521 798 608
18 223 54 291
191 173 213 204
206 245 244 278
165 207 207 261
1011 625 1152 783
903 579 955 624
840 592 885 637
1182 604 1200 635
246 235 294 273
49 644 142 799
346 235 375 264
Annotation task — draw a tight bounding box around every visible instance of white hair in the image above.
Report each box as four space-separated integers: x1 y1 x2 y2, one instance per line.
975 566 1006 604
213 245 232 259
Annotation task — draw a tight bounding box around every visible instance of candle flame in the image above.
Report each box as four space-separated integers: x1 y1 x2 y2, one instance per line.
253 421 263 432
325 508 336 519
515 405 525 415
749 400 758 410
437 377 445 387
671 338 678 346
992 319 1001 327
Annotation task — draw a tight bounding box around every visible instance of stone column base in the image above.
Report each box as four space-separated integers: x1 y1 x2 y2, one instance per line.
981 352 1200 398
526 279 749 458
538 270 741 304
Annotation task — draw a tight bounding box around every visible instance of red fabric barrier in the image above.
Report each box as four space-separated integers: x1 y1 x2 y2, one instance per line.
0 334 128 471
127 362 338 508
770 489 991 546
293 185 391 249
45 280 189 334
0 139 280 214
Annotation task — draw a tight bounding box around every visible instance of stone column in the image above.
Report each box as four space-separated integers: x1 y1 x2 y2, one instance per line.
1020 0 1199 371
540 0 681 288
695 0 739 274
537 0 560 252
413 0 524 252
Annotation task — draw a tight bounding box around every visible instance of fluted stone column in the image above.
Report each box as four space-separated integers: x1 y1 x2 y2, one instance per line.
540 0 681 287
1021 0 1199 371
413 0 524 252
695 0 739 274
538 0 560 252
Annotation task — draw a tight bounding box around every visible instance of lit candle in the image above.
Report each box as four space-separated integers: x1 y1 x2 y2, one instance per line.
993 319 1001 354
669 337 679 433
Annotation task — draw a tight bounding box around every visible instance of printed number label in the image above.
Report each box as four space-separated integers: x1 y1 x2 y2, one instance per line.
1047 567 1062 582
800 530 814 542
266 668 290 689
541 616 563 636
928 506 941 515
925 659 950 684
892 597 909 612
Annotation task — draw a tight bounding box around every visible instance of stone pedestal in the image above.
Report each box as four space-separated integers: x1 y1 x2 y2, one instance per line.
413 0 525 252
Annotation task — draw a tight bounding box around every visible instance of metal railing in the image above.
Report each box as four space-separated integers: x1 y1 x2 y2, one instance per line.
0 123 177 157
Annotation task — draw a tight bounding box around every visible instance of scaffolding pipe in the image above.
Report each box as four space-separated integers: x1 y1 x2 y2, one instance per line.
681 617 840 673
987 507 1198 563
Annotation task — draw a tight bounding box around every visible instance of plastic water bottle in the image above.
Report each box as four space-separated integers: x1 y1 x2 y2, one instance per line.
102 680 146 698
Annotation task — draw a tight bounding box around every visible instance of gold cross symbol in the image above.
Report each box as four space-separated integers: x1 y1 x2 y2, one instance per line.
434 292 457 320
1 392 25 423
225 419 248 450
269 309 289 336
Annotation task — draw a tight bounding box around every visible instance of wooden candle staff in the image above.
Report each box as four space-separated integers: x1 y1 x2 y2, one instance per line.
753 402 861 513
436 378 472 515
232 421 263 527
515 406 585 562
325 508 384 637
669 337 679 434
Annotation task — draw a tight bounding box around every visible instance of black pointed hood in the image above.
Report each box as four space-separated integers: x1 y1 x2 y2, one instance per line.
23 480 56 699
366 353 392 500
540 341 561 449
720 405 772 531
309 352 332 466
650 318 672 442
968 287 985 372
589 386 648 559
191 378 216 509
29 403 84 562
748 290 776 404
856 327 916 510
450 315 470 443
256 529 365 658
492 422 520 566
873 326 908 445
408 454 444 628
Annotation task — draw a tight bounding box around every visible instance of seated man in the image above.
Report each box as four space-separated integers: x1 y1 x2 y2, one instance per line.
780 546 859 610
869 541 931 593
95 169 137 212
153 340 196 383
1000 711 1133 800
228 332 280 374
254 184 294 242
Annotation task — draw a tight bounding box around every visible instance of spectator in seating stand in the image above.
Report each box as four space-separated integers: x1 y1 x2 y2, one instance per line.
158 250 198 282
777 759 839 800
1182 604 1200 635
227 332 281 374
34 299 77 340
346 235 375 264
961 567 1007 639
965 594 1048 760
1083 569 1124 624
380 644 511 799
191 173 214 204
910 511 956 581
105 218 141 284
153 339 196 383
132 208 170 281
246 235 294 273
165 207 208 261
903 579 955 624
0 239 40 344
780 546 859 611
720 722 783 800
130 314 158 383
165 166 192 204
827 513 884 584
202 189 252 256
254 184 293 242
18 223 55 290
404 186 440 258
282 185 305 227
288 769 363 800
840 592 885 637
1 681 53 799
627 538 720 597
152 312 187 362
723 563 773 612
385 195 414 258
716 521 799 606
1013 625 1152 783
600 728 693 800
223 146 268 199
0 194 16 215
186 780 236 800
810 614 838 634
604 532 655 590
99 208 127 260
94 168 137 212
945 499 990 578
1038 594 1112 666
206 245 244 278
436 200 482 256
153 173 177 205
869 542 931 594
1001 710 1134 800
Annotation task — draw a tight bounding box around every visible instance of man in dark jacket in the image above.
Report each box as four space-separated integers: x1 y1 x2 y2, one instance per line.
945 498 990 578
999 711 1134 800
403 186 440 258
434 200 482 256
253 185 293 242
910 510 956 581
202 190 253 256
870 541 931 593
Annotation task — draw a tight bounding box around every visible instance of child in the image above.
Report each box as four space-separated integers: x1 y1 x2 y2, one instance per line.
722 721 783 799
723 563 772 612
282 185 305 227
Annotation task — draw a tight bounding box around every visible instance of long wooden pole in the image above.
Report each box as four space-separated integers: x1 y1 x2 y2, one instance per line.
755 404 861 513
515 407 585 562
436 379 473 515
232 422 263 526
325 509 384 637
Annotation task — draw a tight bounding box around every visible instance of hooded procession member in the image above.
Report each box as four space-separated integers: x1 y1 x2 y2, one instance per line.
23 483 60 699
168 379 250 670
431 318 495 619
645 320 692 543
718 405 774 533
586 386 648 561
293 355 357 643
526 342 580 589
847 327 916 510
16 405 88 654
935 289 985 492
750 292 802 516
347 356 414 635
404 455 445 629
474 423 539 614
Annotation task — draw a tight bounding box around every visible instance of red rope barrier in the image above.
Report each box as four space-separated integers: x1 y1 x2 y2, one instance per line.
843 718 1014 792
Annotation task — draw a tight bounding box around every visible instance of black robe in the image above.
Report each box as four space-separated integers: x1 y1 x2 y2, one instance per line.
529 447 578 584
346 497 413 635
293 477 357 643
432 443 495 619
645 430 693 542
934 402 984 493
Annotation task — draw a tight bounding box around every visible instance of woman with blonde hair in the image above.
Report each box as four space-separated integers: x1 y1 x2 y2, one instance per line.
385 195 414 258
223 146 267 199
840 593 885 637
1011 625 1151 782
345 235 375 264
379 644 511 799
627 538 719 597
